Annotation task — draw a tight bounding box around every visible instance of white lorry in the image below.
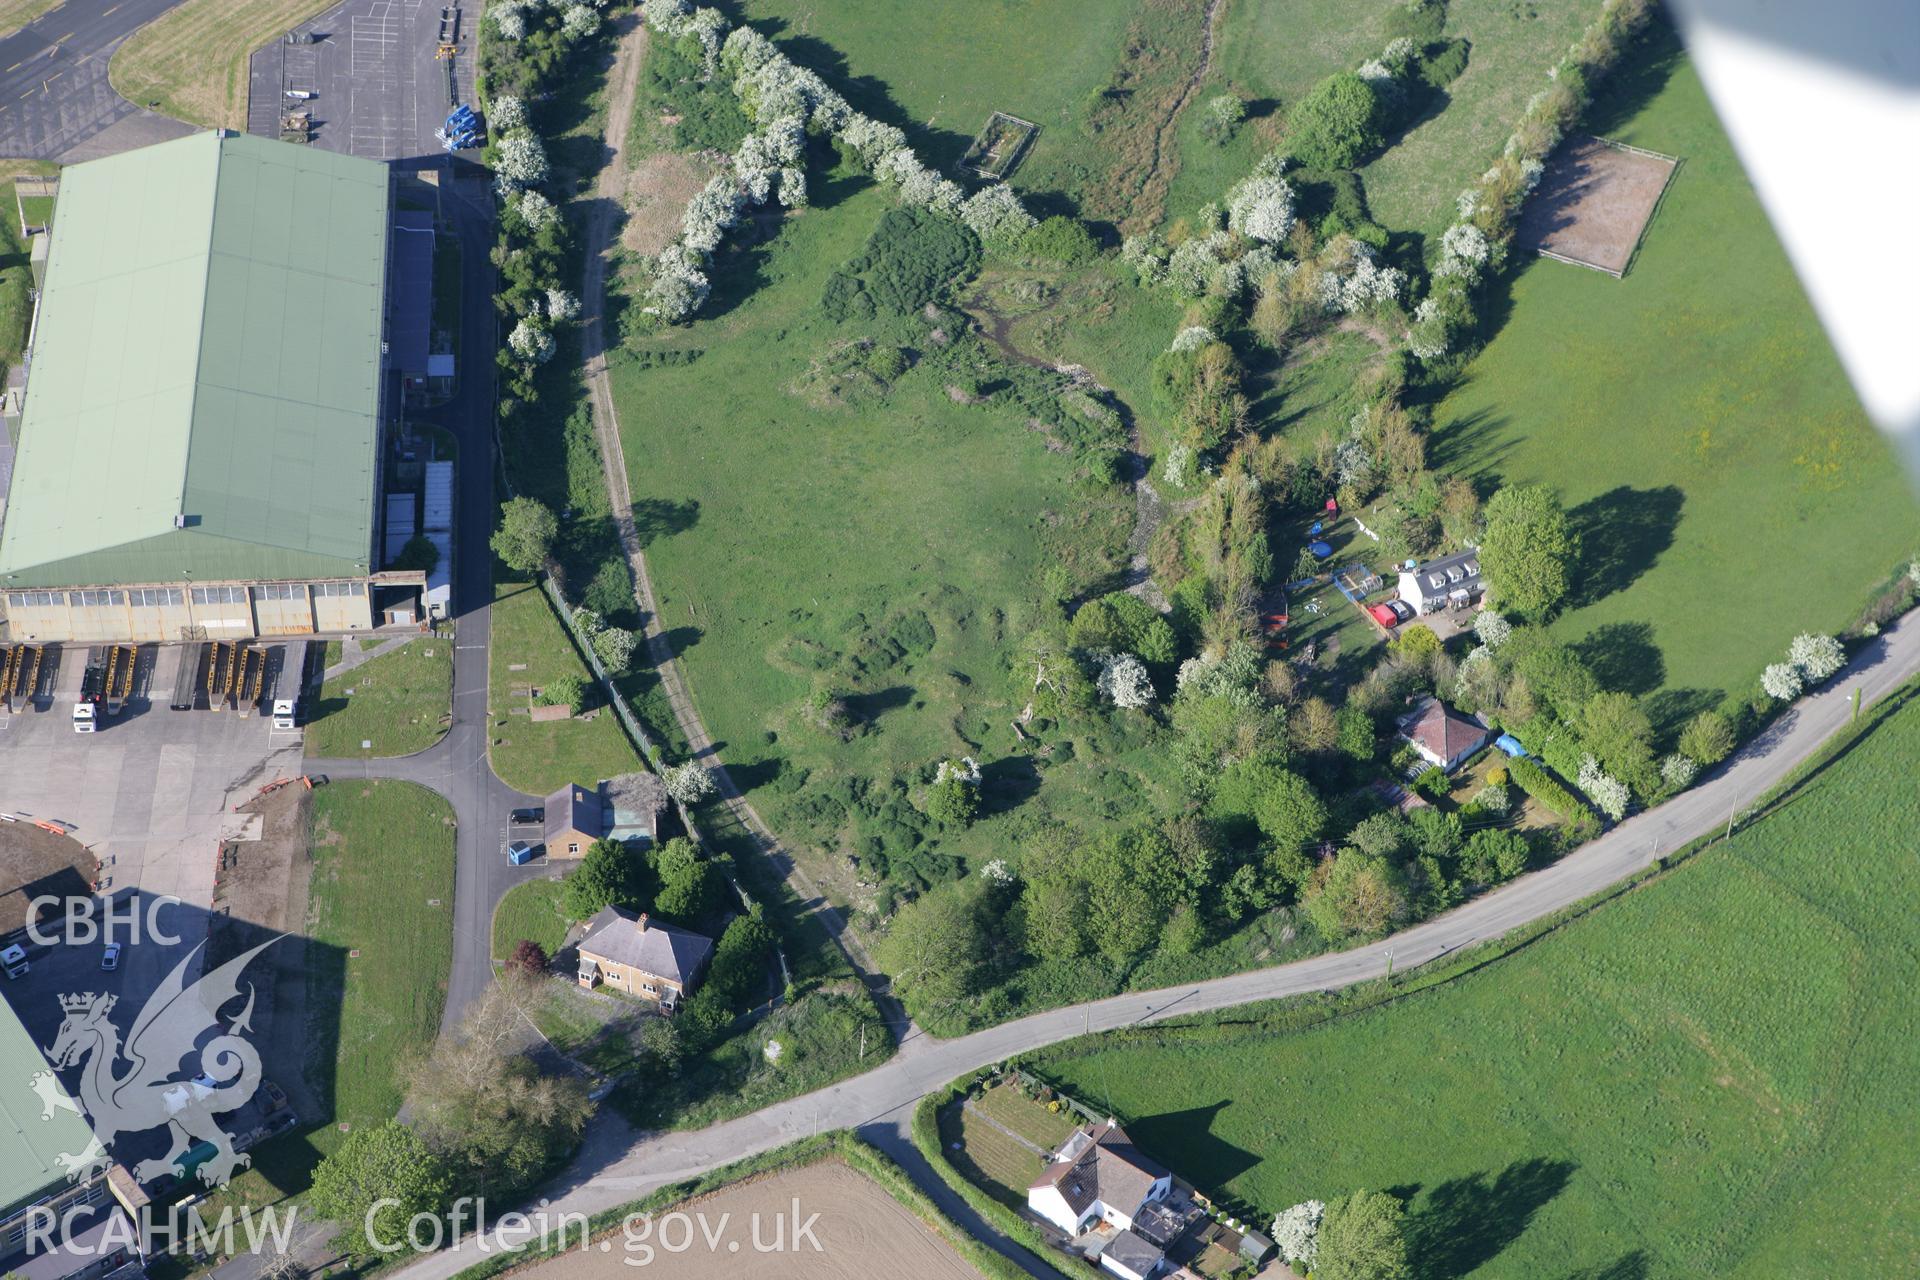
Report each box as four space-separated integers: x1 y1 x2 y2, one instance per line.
271 641 307 730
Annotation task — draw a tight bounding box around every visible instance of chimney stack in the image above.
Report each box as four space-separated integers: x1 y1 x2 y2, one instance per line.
636 912 648 933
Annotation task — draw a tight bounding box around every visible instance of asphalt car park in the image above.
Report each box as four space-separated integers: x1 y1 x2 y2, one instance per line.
248 0 480 161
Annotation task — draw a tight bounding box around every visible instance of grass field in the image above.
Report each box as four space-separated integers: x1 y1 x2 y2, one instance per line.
110 0 329 128
304 637 452 758
609 163 1171 905
0 0 58 41
487 579 643 795
490 877 569 962
735 0 1211 226
1432 32 1919 711
1358 0 1597 240
1034 683 1920 1277
307 779 456 1128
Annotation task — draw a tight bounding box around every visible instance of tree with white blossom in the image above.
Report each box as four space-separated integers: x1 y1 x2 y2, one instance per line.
1272 1200 1325 1269
514 188 559 231
507 316 555 364
1226 168 1295 245
961 184 1036 246
1577 754 1630 820
489 95 527 133
544 288 581 323
662 762 718 806
1660 753 1697 791
1761 661 1803 702
1787 632 1844 683
1472 609 1511 649
488 1 527 40
1097 653 1155 709
494 132 549 189
561 3 599 38
1169 325 1215 354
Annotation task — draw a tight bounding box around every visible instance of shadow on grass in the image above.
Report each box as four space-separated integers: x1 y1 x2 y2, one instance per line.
1573 620 1665 696
1406 1156 1577 1280
1568 484 1684 609
1129 1100 1260 1186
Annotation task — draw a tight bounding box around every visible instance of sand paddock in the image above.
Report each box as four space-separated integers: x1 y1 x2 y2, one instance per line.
1517 135 1677 276
517 1160 984 1280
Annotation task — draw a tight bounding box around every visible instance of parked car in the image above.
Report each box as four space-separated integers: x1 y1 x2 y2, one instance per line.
1387 599 1415 623
1368 602 1401 628
507 840 542 865
508 807 543 825
101 943 120 971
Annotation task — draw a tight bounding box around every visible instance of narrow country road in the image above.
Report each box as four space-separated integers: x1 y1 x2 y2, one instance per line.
382 612 1920 1280
573 15 905 1026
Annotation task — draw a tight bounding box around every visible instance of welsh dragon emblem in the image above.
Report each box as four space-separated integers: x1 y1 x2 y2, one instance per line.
33 937 279 1189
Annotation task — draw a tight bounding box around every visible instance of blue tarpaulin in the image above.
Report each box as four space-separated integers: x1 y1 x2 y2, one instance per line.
1308 540 1333 559
1495 734 1527 757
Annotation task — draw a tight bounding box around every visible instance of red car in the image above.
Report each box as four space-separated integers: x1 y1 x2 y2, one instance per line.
1368 602 1401 628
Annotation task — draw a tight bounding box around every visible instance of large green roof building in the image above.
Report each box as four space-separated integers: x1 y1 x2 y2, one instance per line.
0 132 413 643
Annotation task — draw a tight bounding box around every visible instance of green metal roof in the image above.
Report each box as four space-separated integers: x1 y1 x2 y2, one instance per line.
0 997 97 1220
0 132 389 588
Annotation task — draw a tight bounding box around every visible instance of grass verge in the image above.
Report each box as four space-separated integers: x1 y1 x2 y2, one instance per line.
489 878 568 962
303 637 452 758
487 578 643 795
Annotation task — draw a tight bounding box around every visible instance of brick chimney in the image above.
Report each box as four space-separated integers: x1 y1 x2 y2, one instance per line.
635 912 648 934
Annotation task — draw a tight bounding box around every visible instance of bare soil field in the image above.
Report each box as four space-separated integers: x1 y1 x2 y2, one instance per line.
1517 134 1677 276
0 820 97 935
516 1160 984 1280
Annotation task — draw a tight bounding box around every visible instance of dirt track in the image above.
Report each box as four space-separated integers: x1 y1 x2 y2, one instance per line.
514 1161 983 1280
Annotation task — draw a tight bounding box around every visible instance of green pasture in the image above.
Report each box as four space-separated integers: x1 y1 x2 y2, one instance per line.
1432 35 1918 711
1035 682 1920 1277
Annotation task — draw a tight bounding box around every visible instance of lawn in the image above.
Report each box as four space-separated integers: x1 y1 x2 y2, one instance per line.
609 168 1165 908
1431 32 1919 711
303 637 452 758
306 779 456 1129
1033 683 1920 1278
487 578 643 795
187 779 456 1232
490 877 569 962
109 0 331 128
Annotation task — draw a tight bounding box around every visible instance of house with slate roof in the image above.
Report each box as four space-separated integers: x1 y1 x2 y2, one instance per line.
1029 1120 1175 1278
1398 695 1492 772
576 906 712 1012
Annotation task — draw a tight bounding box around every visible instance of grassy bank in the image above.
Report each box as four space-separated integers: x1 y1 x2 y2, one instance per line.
1029 683 1920 1276
304 637 452 758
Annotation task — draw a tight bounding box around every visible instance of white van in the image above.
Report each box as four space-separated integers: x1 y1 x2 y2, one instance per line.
1 944 28 979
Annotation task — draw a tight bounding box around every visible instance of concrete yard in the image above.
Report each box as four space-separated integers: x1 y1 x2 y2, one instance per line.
0 644 302 926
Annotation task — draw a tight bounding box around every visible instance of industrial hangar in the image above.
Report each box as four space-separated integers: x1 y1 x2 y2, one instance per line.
0 130 435 644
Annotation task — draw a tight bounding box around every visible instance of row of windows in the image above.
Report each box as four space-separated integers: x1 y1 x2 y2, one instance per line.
7 582 369 608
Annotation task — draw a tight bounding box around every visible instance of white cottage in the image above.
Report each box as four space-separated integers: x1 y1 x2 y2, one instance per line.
1028 1120 1174 1277
1397 549 1483 615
